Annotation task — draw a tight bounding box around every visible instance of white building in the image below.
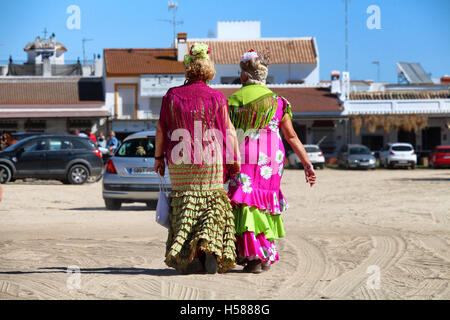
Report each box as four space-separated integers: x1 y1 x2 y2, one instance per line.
0 33 107 135
177 21 320 86
103 48 185 139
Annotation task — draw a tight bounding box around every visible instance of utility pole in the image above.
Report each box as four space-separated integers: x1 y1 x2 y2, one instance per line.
158 1 183 46
82 38 93 65
344 0 350 72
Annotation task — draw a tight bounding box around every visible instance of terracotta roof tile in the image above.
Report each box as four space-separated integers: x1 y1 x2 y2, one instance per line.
0 78 104 105
104 48 185 76
216 86 342 113
187 39 317 64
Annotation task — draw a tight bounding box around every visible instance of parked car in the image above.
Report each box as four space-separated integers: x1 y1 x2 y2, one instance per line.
428 145 450 168
379 143 417 169
338 144 376 169
0 134 103 184
287 144 325 169
102 130 171 210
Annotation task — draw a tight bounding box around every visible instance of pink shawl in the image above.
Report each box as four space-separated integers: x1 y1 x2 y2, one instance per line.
159 81 231 166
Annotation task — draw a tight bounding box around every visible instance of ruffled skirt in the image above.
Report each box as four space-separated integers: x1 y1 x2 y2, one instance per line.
233 205 285 266
165 164 236 273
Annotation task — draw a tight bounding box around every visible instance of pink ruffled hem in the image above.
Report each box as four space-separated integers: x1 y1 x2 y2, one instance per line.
228 185 288 215
236 231 279 266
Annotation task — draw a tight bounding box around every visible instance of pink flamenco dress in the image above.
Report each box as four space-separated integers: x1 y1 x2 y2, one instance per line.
227 84 292 267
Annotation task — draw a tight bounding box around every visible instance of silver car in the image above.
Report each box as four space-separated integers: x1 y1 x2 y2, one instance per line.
287 144 325 169
102 130 170 210
338 144 376 169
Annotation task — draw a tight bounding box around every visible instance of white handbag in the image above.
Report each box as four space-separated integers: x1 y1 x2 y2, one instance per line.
155 174 170 229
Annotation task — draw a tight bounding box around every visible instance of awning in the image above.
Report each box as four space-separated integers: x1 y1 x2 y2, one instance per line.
0 104 110 119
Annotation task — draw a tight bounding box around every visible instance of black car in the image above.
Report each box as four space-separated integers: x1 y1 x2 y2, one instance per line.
0 134 103 184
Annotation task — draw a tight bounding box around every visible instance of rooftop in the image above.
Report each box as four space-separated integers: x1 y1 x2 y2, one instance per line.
0 77 104 105
104 48 185 76
215 85 341 113
186 38 318 65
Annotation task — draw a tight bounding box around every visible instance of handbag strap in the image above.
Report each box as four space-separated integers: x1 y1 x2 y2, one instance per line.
158 174 168 194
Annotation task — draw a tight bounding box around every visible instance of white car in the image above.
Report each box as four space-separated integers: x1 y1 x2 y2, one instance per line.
379 143 417 169
287 144 325 169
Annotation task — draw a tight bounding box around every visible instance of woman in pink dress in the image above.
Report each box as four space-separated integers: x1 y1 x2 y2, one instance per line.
227 50 317 273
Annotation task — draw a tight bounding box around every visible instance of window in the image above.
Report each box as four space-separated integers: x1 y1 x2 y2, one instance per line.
392 145 413 151
48 139 74 150
23 139 46 152
116 138 155 158
349 147 371 155
305 146 321 153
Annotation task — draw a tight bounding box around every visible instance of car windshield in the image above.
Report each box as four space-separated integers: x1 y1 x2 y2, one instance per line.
115 137 155 158
437 148 450 153
392 145 413 151
349 147 371 155
305 146 321 153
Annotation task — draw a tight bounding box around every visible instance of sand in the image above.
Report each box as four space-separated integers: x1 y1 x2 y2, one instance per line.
0 168 449 300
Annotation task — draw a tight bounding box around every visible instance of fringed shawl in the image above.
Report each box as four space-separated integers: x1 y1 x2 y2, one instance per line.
159 81 230 165
228 84 292 134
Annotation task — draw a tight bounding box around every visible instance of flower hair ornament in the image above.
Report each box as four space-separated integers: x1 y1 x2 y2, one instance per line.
184 43 211 66
241 48 270 66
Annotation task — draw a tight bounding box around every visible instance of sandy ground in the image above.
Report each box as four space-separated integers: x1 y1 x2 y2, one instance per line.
0 168 449 300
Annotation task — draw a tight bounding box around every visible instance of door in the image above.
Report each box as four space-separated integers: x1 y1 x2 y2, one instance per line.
117 85 136 119
45 137 76 176
14 138 48 177
398 130 416 148
422 127 441 152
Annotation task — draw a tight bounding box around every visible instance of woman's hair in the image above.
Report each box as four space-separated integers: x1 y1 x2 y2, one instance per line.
185 58 216 82
240 58 268 85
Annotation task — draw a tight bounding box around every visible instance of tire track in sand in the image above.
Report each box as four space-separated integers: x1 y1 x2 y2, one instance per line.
319 235 406 299
274 236 328 299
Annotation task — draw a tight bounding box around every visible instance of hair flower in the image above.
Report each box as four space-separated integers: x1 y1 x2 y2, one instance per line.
184 42 211 66
242 50 259 63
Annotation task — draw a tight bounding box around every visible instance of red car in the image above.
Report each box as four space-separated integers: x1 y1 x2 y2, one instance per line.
428 146 450 168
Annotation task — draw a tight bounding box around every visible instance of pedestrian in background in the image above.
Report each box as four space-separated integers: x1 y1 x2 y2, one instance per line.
85 128 97 144
106 131 119 155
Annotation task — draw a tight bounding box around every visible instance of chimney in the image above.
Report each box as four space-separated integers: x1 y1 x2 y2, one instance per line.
177 32 187 62
43 56 51 76
330 70 341 94
94 54 103 77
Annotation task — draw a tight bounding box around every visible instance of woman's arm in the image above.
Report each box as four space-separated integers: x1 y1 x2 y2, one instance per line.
280 117 316 187
154 121 165 176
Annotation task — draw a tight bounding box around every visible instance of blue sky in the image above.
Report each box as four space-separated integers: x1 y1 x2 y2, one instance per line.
1 0 449 83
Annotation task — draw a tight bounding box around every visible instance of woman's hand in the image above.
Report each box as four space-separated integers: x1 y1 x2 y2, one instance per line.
304 166 316 187
154 159 165 176
228 162 241 178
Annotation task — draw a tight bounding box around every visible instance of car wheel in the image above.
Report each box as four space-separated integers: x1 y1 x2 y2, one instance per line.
411 164 415 170
0 164 12 184
67 164 89 185
146 200 158 210
105 198 122 210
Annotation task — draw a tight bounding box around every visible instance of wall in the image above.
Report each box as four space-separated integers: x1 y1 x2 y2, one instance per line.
212 63 319 85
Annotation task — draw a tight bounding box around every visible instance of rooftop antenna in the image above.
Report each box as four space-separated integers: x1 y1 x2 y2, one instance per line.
158 1 184 46
42 27 49 39
372 60 380 82
82 38 93 65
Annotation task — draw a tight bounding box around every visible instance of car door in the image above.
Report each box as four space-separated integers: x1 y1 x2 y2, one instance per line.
14 138 48 178
45 137 75 177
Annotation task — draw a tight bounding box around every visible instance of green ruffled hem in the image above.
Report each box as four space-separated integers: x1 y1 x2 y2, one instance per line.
233 205 285 242
165 190 236 273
